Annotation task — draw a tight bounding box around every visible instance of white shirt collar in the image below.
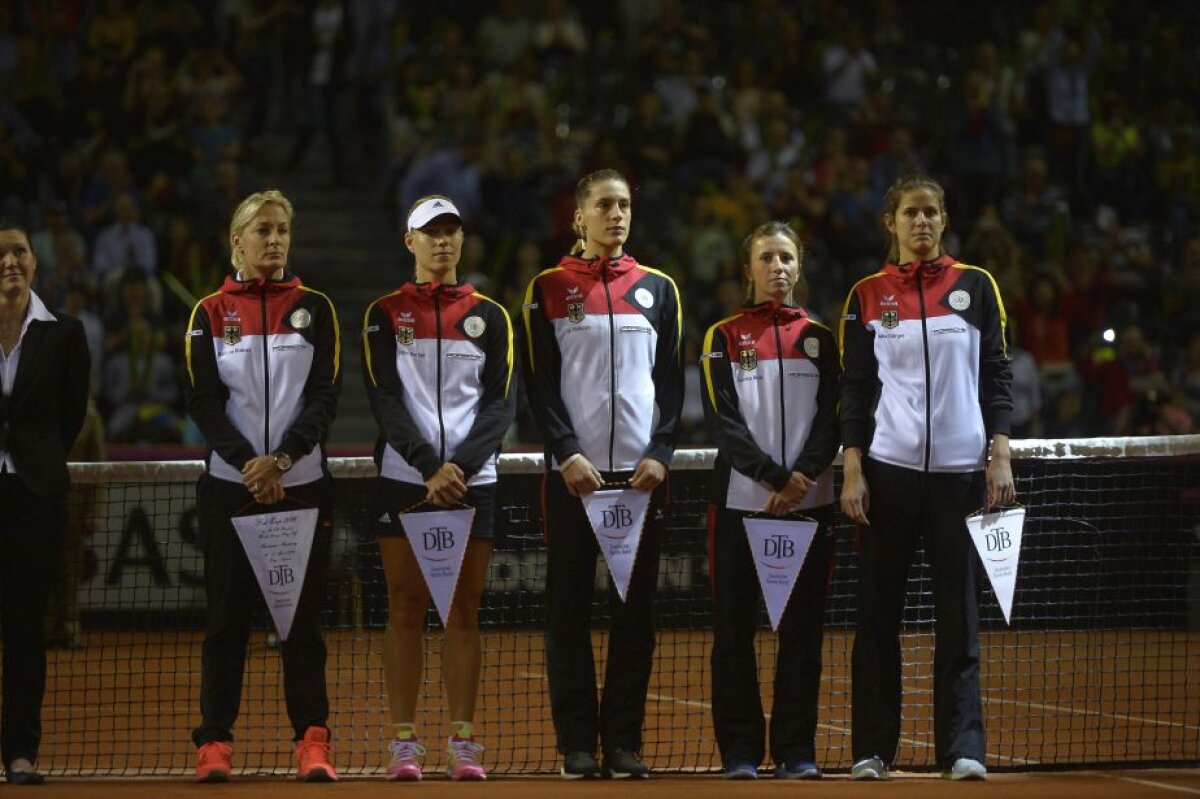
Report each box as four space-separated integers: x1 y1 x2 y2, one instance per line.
27 291 57 324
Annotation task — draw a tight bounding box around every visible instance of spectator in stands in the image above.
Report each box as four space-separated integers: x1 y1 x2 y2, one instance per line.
92 191 157 277
101 268 181 443
1008 319 1043 438
283 0 351 187
1002 153 1069 262
702 221 839 781
1171 330 1200 419
362 195 515 781
821 24 878 118
30 202 88 306
85 0 139 70
840 175 1012 783
185 190 341 783
521 169 683 780
0 218 91 785
58 280 104 397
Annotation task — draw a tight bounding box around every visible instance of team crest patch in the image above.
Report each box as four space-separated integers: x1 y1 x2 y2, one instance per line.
803 337 820 358
223 324 241 345
396 326 414 346
881 310 899 329
635 287 654 309
463 316 485 338
739 348 758 371
567 302 586 323
289 308 311 329
948 289 971 311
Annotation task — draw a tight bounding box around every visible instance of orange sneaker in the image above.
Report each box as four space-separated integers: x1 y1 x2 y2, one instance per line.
196 741 232 782
295 727 337 782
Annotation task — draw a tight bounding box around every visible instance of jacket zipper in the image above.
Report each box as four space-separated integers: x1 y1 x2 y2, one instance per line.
916 269 932 472
602 262 617 472
434 288 446 461
772 312 787 468
260 289 271 453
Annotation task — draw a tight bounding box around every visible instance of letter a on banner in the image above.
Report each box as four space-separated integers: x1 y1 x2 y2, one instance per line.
232 508 319 641
743 517 819 631
580 489 651 602
965 507 1027 624
399 508 474 626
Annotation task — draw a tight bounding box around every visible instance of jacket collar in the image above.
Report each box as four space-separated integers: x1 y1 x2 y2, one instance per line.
882 254 957 281
743 299 806 323
556 252 638 276
404 279 474 300
221 270 302 293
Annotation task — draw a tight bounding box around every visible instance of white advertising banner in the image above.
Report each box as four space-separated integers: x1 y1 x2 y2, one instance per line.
743 517 819 631
965 507 1027 625
581 488 651 602
399 508 475 626
231 508 319 641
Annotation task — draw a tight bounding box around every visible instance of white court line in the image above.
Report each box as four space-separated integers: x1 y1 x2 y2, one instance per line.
1117 776 1200 795
984 696 1200 732
519 670 1038 766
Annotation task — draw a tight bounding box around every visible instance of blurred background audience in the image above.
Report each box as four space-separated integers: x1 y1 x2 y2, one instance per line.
3 0 1197 448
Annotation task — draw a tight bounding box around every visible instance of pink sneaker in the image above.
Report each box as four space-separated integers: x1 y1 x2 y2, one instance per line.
386 738 426 781
446 735 487 781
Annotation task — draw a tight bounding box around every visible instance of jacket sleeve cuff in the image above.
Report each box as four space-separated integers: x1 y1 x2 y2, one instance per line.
227 443 258 472
551 436 582 466
841 421 871 451
765 464 792 491
642 441 675 469
986 408 1013 438
790 457 819 482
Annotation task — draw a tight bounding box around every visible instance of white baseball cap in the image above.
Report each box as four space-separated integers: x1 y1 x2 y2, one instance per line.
407 197 462 231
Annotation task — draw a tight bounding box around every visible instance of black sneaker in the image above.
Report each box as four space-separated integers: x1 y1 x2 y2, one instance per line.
561 751 601 780
604 748 650 779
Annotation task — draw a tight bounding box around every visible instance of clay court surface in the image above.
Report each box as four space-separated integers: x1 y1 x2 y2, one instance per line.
14 770 1200 798
31 627 1199 793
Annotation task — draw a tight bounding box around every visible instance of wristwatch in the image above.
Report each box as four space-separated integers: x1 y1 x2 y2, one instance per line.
273 451 293 472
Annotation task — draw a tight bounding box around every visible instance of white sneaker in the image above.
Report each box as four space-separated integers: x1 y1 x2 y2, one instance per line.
851 756 889 781
946 757 987 781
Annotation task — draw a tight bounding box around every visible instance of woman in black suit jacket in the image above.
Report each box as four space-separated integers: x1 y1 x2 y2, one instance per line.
0 219 90 785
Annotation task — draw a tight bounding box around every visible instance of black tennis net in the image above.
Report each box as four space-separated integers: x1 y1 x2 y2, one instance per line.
39 436 1200 776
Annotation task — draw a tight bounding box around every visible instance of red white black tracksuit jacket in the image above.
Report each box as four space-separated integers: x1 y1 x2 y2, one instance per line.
839 255 1012 471
361 281 514 485
702 301 840 511
185 271 341 485
521 253 683 471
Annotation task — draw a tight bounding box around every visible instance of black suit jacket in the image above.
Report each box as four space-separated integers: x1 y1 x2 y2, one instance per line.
0 312 90 497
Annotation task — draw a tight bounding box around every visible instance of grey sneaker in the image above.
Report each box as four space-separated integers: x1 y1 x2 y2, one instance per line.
603 748 650 779
945 757 987 781
561 751 601 780
851 756 890 781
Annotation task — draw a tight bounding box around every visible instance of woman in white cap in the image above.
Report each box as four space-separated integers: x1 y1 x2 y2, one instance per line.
362 195 515 781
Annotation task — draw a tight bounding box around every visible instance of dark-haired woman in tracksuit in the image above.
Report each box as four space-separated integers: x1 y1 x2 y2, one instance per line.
702 221 839 781
840 175 1014 783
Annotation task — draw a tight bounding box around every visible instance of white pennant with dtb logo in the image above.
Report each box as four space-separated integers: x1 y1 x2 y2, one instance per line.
965 507 1026 624
743 517 819 631
232 508 319 641
400 508 475 626
581 488 651 602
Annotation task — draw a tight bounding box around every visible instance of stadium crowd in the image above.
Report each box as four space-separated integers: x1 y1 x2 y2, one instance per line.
2 0 1199 447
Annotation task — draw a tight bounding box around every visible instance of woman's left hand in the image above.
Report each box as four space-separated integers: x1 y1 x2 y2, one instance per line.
242 455 285 505
986 452 1016 511
629 458 667 491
